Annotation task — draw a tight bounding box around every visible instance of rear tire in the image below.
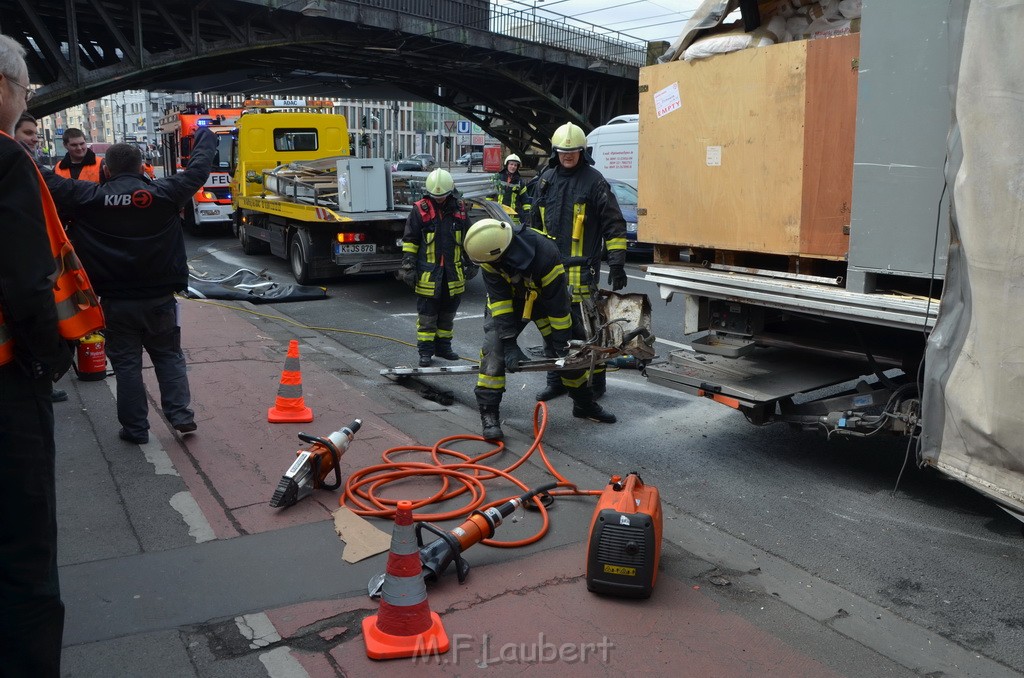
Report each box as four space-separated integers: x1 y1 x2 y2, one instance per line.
238 221 267 255
290 237 312 285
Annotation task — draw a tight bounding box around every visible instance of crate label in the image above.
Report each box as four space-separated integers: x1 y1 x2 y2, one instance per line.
706 146 722 167
654 82 682 118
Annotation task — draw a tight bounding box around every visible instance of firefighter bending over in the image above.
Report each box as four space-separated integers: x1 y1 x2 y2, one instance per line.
464 218 615 441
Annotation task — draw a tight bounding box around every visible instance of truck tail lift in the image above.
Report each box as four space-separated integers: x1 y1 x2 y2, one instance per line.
380 290 657 378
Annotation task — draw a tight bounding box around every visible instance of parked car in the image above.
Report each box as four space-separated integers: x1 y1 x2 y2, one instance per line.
456 151 483 167
394 157 428 172
607 178 651 257
410 153 436 171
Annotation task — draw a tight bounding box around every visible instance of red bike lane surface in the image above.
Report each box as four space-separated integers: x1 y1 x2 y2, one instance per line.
151 298 422 538
249 543 840 677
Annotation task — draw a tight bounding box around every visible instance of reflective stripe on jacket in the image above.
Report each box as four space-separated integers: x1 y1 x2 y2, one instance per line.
401 196 471 298
0 139 104 365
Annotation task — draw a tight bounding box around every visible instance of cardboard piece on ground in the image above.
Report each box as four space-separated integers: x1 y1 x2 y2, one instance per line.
332 507 391 563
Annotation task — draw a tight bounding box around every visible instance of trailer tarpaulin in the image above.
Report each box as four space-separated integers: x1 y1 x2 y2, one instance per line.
185 269 328 304
921 0 1024 515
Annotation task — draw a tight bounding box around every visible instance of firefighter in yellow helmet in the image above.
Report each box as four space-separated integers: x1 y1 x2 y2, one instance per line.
529 121 628 403
400 169 476 366
464 218 615 440
493 153 528 221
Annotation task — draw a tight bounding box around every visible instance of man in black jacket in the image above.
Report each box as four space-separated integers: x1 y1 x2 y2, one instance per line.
44 128 216 444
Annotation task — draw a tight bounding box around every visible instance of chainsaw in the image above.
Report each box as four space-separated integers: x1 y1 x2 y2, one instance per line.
269 419 362 509
380 290 656 378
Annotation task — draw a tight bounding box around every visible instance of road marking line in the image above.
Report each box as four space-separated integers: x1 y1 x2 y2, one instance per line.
236 612 282 649
169 491 216 543
259 646 310 678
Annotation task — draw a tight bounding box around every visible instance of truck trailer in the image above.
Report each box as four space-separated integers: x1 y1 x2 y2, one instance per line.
639 0 1024 516
230 99 408 284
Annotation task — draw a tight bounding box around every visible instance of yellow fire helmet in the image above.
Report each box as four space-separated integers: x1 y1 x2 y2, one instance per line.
464 218 514 263
550 122 586 153
425 168 454 199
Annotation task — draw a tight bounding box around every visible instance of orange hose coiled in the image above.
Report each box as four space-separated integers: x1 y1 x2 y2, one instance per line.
339 401 602 547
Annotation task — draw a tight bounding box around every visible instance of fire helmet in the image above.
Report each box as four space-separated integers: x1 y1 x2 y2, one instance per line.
463 218 514 263
550 122 586 153
504 153 521 168
425 168 454 199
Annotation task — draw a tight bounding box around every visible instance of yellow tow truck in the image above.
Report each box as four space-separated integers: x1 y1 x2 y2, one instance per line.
230 98 408 284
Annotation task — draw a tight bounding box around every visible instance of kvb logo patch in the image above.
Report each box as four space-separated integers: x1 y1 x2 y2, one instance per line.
132 190 153 208
103 190 154 207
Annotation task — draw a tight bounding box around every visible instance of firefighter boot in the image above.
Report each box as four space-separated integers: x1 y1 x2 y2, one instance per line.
418 341 434 367
535 371 568 401
480 405 504 440
570 387 616 424
591 370 606 400
435 339 460 361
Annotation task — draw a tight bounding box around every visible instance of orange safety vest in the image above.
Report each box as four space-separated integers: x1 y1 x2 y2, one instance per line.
54 158 103 183
0 136 105 366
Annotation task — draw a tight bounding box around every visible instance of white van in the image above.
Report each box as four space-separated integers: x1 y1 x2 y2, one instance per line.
587 114 638 189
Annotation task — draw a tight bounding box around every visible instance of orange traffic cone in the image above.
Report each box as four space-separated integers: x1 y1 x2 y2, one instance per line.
362 500 450 660
267 340 314 423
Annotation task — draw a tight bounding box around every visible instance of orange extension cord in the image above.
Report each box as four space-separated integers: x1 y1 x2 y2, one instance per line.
339 401 603 548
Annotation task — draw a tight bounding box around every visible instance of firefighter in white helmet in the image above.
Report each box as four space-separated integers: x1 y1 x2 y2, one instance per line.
493 153 528 221
400 168 476 367
529 121 628 403
463 217 615 440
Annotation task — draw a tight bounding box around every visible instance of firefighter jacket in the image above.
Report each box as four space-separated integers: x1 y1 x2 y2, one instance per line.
530 160 627 301
42 128 216 300
0 133 103 372
493 168 527 216
54 147 103 183
401 195 472 298
479 225 573 347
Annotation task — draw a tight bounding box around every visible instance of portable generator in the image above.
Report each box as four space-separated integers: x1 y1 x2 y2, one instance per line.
586 472 662 599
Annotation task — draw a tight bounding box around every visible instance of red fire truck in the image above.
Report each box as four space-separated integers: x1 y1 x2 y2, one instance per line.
158 105 242 231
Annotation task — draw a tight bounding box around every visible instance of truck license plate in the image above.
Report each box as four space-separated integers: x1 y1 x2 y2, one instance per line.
335 243 376 255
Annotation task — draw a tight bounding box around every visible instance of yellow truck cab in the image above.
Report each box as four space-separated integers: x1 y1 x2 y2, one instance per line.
230 98 407 284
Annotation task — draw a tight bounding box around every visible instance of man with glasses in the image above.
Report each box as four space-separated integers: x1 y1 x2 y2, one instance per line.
0 33 74 677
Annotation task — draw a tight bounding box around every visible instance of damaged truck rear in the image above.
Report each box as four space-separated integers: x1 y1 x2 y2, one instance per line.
639 1 1024 516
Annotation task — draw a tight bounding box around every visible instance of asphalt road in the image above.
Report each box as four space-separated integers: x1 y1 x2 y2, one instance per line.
184 224 1024 675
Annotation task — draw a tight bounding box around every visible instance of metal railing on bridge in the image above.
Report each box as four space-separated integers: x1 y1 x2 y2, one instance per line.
342 0 647 67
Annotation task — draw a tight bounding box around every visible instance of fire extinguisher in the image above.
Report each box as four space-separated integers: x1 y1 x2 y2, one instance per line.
76 332 107 381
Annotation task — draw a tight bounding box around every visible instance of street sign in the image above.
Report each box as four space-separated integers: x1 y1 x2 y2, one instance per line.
457 120 471 135
444 120 456 133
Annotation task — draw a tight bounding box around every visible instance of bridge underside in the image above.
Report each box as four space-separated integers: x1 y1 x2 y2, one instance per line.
0 0 641 155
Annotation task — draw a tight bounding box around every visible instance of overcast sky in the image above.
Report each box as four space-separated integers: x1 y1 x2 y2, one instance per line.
496 0 706 44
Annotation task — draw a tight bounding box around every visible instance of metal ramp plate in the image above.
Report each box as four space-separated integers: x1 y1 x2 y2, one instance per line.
645 347 873 405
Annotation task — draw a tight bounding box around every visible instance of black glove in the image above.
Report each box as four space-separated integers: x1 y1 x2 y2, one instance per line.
608 264 627 291
502 341 529 372
464 264 479 281
400 256 416 288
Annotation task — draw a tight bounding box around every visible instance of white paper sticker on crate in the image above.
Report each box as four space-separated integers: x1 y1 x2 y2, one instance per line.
654 82 682 118
706 146 722 167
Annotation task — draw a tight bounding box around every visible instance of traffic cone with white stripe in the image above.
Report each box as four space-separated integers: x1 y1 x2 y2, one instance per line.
267 340 314 423
362 500 450 660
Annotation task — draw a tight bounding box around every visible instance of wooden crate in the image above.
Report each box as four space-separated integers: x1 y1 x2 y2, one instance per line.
638 34 860 260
